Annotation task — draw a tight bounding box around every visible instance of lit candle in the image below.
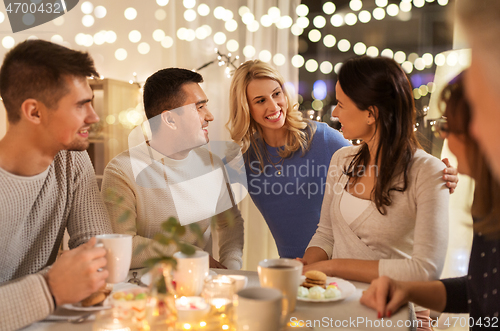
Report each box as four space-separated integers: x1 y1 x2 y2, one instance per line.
175 296 210 327
209 298 231 310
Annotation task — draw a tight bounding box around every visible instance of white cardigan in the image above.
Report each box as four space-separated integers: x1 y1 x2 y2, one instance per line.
308 145 449 281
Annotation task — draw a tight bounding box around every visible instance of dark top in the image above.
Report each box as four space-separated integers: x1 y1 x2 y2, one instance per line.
441 224 500 330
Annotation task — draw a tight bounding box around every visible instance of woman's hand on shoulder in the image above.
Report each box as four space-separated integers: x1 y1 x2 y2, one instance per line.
441 158 459 194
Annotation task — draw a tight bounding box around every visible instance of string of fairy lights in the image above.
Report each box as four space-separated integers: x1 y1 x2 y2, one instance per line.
0 0 453 128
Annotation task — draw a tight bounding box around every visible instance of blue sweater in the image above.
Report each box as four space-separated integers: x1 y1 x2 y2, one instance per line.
244 122 350 258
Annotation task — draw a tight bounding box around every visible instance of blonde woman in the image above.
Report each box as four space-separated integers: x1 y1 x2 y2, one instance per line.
227 60 347 258
227 60 458 259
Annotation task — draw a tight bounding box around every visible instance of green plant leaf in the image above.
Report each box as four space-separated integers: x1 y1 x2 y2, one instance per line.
188 223 204 242
179 243 196 255
144 257 165 269
152 247 166 257
153 233 173 246
162 217 179 233
134 243 148 255
162 256 177 269
175 225 186 236
117 210 131 223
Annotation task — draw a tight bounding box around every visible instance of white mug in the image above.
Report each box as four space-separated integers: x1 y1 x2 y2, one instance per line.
236 287 282 331
258 258 303 315
95 234 132 284
173 250 209 296
227 275 248 293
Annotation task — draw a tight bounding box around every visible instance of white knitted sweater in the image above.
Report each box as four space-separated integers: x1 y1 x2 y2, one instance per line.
101 142 244 270
0 151 112 330
308 146 449 281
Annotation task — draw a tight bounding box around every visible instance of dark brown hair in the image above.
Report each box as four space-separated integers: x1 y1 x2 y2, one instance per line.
143 68 203 119
441 72 500 237
143 68 203 133
338 56 421 215
0 39 99 123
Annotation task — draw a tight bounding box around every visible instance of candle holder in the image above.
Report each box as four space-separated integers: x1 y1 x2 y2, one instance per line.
175 296 210 330
201 275 236 331
92 309 135 331
146 263 178 330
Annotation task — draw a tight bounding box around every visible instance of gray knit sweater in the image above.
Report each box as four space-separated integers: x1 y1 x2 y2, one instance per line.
101 142 244 270
0 150 112 330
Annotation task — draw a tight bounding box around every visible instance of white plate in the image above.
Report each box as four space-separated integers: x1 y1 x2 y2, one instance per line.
60 302 111 311
297 276 356 302
140 269 217 286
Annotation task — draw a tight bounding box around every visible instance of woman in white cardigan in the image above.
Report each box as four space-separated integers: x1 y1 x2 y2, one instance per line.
301 56 449 329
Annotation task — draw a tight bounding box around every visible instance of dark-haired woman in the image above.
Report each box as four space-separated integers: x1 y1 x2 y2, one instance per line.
301 56 450 329
360 71 500 329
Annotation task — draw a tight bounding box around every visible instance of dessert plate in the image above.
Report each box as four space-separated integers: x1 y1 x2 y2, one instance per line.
297 276 356 302
60 302 111 312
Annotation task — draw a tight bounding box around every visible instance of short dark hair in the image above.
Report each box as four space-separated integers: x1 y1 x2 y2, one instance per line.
143 68 203 120
0 39 99 123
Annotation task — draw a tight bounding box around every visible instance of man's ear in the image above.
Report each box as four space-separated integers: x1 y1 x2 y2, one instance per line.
20 99 42 124
367 106 379 125
161 110 177 129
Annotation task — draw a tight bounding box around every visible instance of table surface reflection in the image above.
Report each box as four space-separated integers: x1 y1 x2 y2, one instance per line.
23 268 413 331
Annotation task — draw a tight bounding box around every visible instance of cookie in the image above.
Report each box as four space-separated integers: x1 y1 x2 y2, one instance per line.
81 291 106 307
301 281 321 288
302 270 327 289
304 270 327 282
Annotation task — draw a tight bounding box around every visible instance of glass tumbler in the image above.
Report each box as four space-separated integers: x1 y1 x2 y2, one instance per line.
201 275 236 330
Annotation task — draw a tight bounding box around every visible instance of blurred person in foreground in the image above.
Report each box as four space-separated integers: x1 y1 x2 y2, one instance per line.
360 72 500 328
457 0 500 182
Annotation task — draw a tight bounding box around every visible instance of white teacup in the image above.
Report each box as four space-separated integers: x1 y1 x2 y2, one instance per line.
258 258 303 315
227 275 248 293
173 251 209 296
95 234 132 284
236 287 283 331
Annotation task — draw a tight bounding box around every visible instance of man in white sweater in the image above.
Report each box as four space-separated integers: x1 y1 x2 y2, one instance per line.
102 68 244 270
0 40 112 330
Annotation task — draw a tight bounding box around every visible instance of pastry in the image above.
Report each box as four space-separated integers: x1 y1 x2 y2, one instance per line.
81 284 112 307
81 291 106 307
301 270 327 289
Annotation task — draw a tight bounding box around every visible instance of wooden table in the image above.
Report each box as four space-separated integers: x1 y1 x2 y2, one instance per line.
23 269 414 331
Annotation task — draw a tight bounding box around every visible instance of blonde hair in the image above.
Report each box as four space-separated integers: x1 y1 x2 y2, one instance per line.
226 60 316 171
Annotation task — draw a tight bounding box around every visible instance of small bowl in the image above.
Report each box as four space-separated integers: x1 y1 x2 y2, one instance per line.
176 296 210 323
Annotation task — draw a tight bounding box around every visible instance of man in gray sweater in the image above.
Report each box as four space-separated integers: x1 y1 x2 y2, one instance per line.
0 40 112 330
102 68 245 270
